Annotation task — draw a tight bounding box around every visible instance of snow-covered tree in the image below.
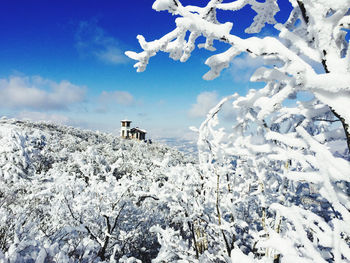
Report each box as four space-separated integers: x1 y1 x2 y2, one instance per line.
127 0 350 261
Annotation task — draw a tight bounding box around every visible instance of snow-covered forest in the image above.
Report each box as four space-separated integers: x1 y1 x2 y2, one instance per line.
1 0 350 262
0 118 197 262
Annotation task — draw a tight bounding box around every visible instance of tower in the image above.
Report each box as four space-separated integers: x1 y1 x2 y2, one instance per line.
120 120 132 138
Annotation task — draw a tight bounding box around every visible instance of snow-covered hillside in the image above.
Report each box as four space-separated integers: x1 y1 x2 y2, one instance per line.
0 118 197 262
0 118 194 182
1 117 350 262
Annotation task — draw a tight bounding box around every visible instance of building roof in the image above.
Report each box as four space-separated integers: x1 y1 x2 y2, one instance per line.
130 127 147 133
120 120 132 122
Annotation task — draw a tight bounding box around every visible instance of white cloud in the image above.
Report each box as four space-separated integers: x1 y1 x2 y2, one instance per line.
17 111 70 125
0 75 86 110
76 20 127 65
189 91 219 118
99 90 134 106
230 54 265 82
189 91 238 121
96 47 127 64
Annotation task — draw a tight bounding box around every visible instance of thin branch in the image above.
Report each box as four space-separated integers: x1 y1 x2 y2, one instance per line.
111 203 126 234
297 1 309 25
64 195 99 243
136 195 159 206
313 118 340 123
330 107 350 154
216 172 232 256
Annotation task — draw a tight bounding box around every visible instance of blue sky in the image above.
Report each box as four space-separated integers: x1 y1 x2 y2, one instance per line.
0 0 292 139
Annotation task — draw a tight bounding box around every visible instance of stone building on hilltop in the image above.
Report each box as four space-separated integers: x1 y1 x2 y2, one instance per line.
120 120 146 141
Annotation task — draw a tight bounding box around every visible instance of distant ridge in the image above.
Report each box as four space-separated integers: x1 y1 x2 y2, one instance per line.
156 137 197 156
